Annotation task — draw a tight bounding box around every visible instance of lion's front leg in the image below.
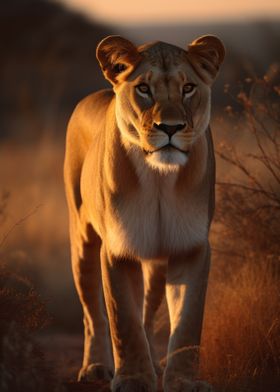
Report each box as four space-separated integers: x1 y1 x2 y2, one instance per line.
142 262 166 375
163 243 212 392
100 245 157 392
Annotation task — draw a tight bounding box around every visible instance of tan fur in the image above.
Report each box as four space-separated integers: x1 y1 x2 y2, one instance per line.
64 35 224 391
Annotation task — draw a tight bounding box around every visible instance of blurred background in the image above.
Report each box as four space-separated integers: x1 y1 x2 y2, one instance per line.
0 1 279 391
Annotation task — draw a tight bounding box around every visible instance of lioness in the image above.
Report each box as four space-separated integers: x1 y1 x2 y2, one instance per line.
64 34 225 392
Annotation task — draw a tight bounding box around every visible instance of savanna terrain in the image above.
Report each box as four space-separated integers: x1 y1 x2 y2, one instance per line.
0 1 279 391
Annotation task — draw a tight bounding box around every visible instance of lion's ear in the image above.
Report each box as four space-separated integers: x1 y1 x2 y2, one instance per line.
96 35 142 85
187 35 225 85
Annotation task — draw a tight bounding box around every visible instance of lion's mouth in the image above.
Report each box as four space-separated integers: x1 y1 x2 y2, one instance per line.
144 144 189 155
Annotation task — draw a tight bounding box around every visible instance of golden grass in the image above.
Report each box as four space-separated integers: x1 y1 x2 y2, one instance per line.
200 255 280 391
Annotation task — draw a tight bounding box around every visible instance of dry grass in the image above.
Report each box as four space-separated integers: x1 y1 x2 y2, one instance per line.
200 257 280 392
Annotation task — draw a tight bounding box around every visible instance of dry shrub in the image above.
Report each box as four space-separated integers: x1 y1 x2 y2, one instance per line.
0 265 62 392
215 63 280 260
0 191 63 392
198 65 280 391
0 266 48 335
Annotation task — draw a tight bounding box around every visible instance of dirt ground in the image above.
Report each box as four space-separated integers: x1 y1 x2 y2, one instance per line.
39 333 110 391
39 332 166 392
39 333 83 382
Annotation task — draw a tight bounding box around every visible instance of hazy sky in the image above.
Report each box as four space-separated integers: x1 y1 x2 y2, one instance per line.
59 0 280 25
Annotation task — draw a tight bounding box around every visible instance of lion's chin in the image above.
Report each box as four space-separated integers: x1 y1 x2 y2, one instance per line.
145 147 189 173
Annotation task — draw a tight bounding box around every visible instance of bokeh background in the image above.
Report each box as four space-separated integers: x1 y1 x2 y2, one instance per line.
1 1 279 391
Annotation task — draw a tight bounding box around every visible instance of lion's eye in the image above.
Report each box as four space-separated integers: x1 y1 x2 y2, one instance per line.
136 83 151 95
183 83 197 95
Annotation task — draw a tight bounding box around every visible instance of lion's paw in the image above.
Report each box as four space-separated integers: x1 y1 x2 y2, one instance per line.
112 374 157 392
164 377 212 392
78 363 113 382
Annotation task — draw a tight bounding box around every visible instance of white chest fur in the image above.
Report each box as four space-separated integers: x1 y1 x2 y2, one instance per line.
106 151 208 260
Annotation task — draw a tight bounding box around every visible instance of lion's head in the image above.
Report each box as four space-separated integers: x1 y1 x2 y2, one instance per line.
97 35 225 172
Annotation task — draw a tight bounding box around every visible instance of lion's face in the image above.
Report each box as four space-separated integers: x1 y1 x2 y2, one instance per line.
97 36 225 172
114 48 211 171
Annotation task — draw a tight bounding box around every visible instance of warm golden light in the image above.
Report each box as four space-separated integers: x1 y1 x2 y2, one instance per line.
1 1 279 391
59 0 280 25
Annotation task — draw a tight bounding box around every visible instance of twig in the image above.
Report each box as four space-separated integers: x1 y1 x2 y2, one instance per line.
216 181 279 204
0 204 43 247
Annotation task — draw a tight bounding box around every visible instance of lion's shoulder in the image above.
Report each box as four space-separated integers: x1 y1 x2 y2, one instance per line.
73 89 114 124
66 88 114 153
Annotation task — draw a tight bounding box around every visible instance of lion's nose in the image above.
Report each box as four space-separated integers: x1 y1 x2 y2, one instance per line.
153 123 186 137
